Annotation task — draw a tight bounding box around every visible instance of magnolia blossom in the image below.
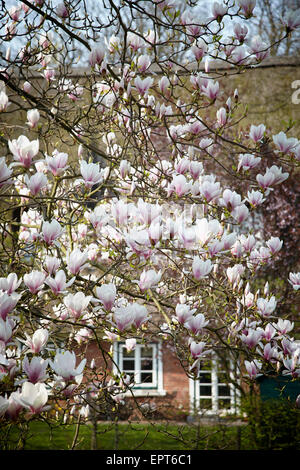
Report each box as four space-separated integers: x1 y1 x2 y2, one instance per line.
196 217 221 246
268 165 289 185
158 76 170 95
231 46 249 65
0 273 22 295
25 172 47 196
250 36 269 61
134 76 153 96
127 32 144 51
256 296 277 317
80 160 103 188
222 233 237 251
266 237 283 255
45 270 75 295
26 109 40 128
263 343 278 362
23 356 48 384
245 360 261 379
0 292 21 320
185 313 209 335
138 269 162 292
231 204 249 224
95 283 117 311
189 161 203 180
42 219 62 245
192 257 213 280
274 319 294 336
24 329 49 354
67 248 89 275
137 54 151 72
5 392 23 421
113 305 135 331
50 350 86 381
211 1 228 20
56 2 69 18
241 328 263 349
288 272 300 291
200 180 221 203
45 150 69 176
137 199 161 225
220 189 242 211
44 68 55 82
178 225 196 249
227 264 245 285
240 235 256 253
23 81 31 93
8 135 39 168
119 160 131 178
237 153 261 171
43 256 61 275
126 229 152 258
246 190 265 207
175 304 195 325
233 22 248 42
23 271 46 294
256 170 275 190
262 323 276 342
113 303 149 331
89 44 105 66
0 157 13 187
15 382 49 414
273 131 298 154
202 81 220 101
0 318 13 345
131 303 150 329
280 8 300 31
191 38 207 61
0 91 10 112
249 124 265 142
190 341 207 359
168 174 191 197
216 107 227 126
64 292 92 319
237 0 256 17
281 337 298 356
148 221 163 245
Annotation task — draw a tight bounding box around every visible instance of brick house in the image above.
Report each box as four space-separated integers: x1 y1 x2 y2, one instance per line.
82 337 241 421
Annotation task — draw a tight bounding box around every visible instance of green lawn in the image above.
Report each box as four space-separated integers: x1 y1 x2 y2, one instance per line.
1 420 250 451
2 413 300 451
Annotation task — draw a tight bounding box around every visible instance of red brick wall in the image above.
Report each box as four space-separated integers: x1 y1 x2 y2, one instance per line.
161 345 190 410
76 340 191 420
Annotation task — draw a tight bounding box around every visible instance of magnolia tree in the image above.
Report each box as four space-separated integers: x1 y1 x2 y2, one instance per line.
0 0 300 447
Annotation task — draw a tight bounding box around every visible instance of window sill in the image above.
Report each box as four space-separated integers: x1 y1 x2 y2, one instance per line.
124 389 167 397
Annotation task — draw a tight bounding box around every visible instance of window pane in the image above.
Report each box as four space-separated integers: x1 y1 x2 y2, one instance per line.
218 372 229 383
199 373 211 384
200 385 212 396
199 399 212 409
123 359 135 370
218 399 231 409
122 349 135 357
141 372 153 383
199 360 212 371
141 358 153 370
126 372 135 383
218 385 231 397
140 347 153 358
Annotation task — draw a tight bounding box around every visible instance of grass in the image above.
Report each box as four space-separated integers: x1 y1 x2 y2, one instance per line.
1 420 252 451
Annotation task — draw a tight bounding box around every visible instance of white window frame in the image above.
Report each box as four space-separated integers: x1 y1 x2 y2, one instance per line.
113 342 166 397
189 355 241 416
